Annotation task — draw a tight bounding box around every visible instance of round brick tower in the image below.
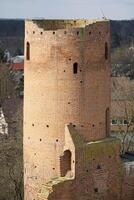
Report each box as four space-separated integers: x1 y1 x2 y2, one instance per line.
24 19 111 199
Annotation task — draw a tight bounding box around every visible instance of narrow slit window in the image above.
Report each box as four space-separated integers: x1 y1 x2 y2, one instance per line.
73 62 78 74
106 107 110 136
105 42 108 60
26 42 30 60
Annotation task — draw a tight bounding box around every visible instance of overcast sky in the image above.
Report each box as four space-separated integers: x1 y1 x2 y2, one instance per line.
0 0 134 20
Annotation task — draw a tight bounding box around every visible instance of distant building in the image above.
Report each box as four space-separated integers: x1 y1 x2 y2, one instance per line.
111 77 134 132
4 49 11 63
0 107 8 135
10 55 24 70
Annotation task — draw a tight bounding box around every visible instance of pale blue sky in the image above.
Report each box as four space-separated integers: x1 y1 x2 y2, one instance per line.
0 0 134 20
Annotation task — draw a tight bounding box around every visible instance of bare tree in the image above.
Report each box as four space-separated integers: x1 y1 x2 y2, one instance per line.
0 63 23 200
121 101 134 154
111 77 134 154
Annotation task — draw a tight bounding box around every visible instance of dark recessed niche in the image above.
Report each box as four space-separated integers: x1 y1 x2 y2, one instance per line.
92 124 95 127
73 160 75 163
89 31 91 35
76 161 78 164
69 58 71 61
56 139 58 142
81 125 84 127
73 124 76 127
34 153 36 156
32 124 34 127
97 164 101 170
99 31 101 35
40 32 43 35
64 31 67 34
80 81 83 83
34 166 37 168
109 155 111 158
35 177 37 180
46 125 49 128
53 168 55 170
73 62 78 74
33 31 35 34
40 139 42 142
53 31 55 34
68 102 71 104
86 170 89 172
94 188 98 193
93 158 95 161
64 70 66 72
77 31 79 35
28 137 30 140
80 69 82 72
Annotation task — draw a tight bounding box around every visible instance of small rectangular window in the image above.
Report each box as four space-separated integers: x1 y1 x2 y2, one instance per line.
123 119 128 125
118 119 123 125
111 119 117 125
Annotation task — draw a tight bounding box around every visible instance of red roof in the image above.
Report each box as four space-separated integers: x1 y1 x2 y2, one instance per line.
11 62 24 70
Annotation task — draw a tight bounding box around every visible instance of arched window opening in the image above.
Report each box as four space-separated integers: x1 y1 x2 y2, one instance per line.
105 42 108 60
73 62 78 74
26 42 30 60
60 150 71 177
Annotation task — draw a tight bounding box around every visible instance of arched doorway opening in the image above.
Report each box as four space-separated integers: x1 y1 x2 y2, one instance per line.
60 150 72 177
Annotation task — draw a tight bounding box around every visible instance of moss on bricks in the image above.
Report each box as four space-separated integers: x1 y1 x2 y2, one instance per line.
31 19 109 31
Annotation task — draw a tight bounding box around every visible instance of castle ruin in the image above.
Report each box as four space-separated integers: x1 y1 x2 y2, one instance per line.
24 19 134 200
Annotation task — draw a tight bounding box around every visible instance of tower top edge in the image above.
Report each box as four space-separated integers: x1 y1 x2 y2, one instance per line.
25 19 110 30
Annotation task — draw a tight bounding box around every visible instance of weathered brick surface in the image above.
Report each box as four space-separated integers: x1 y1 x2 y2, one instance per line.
23 20 134 200
37 125 122 200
